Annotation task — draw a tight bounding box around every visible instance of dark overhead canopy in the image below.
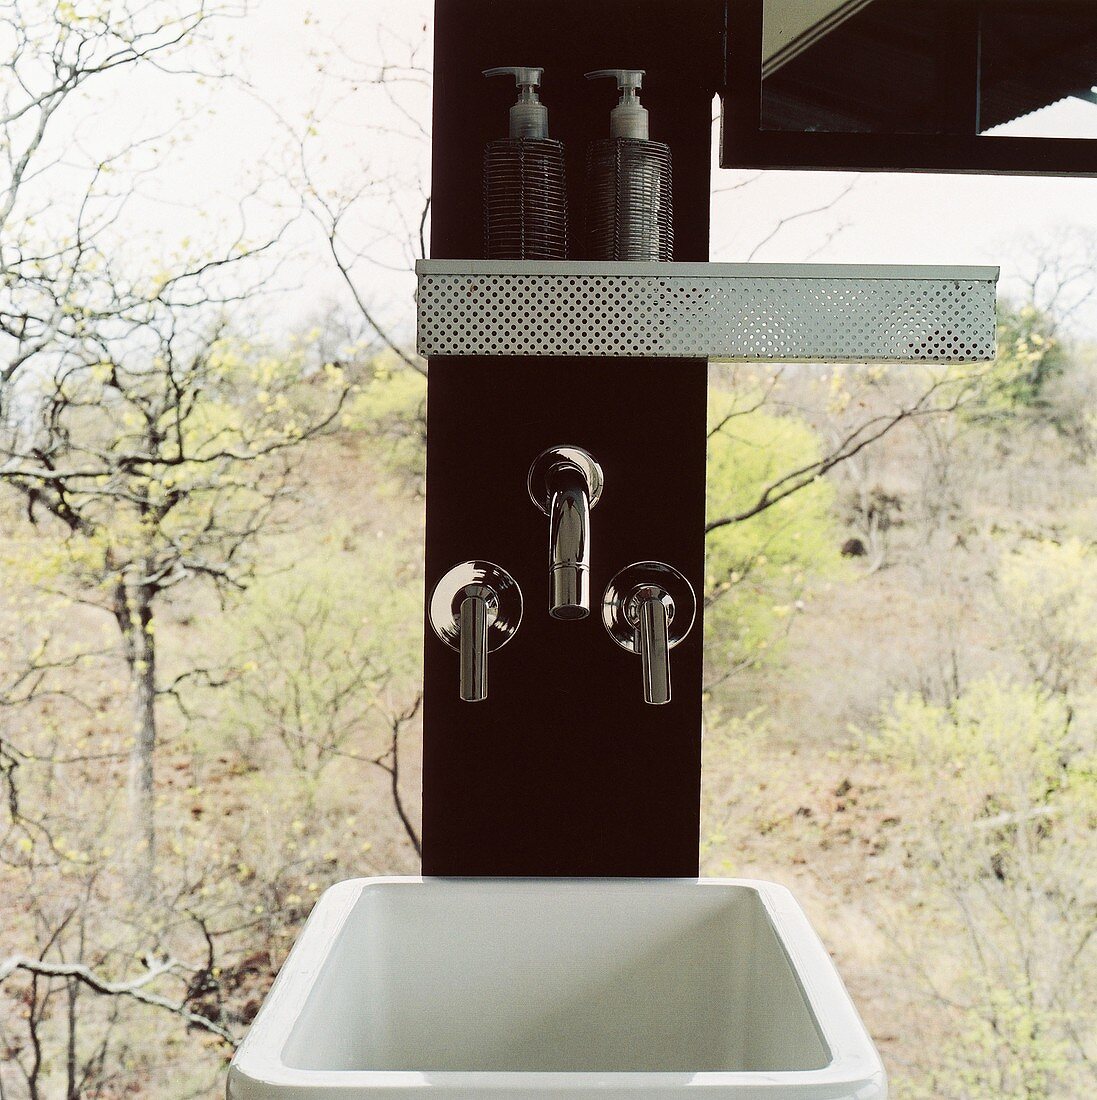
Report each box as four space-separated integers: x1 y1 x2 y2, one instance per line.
979 2 1097 130
722 0 1097 175
763 0 1097 134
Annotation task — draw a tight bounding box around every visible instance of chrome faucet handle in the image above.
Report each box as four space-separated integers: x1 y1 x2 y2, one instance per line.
528 445 603 620
458 588 491 701
602 562 696 705
633 584 673 705
430 561 522 702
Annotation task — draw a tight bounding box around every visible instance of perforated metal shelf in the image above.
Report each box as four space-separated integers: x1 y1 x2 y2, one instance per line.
416 260 998 363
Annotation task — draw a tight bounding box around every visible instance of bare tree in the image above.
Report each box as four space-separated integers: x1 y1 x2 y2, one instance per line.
255 24 432 375
1 310 352 896
0 1 354 896
1012 227 1097 334
334 693 423 859
1 1 249 386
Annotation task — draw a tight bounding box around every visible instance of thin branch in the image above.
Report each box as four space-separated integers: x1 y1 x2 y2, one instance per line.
706 373 784 439
705 373 978 534
0 956 237 1047
369 692 423 859
712 172 763 194
745 179 858 262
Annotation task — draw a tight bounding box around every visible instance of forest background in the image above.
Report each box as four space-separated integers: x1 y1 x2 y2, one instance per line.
0 3 1094 1097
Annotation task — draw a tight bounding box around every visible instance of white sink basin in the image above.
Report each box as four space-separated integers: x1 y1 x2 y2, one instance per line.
228 877 886 1098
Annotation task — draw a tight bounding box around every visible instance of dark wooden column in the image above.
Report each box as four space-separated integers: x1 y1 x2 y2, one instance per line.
423 0 724 877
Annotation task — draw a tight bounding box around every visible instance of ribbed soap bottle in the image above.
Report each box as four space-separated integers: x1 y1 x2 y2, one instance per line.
482 66 568 260
584 69 673 261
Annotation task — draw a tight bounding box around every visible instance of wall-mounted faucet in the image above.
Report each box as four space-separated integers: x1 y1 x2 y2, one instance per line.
603 562 696 705
430 561 523 702
527 445 604 619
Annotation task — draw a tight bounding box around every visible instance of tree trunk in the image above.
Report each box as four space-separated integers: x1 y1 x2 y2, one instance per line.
66 978 78 1100
116 582 157 898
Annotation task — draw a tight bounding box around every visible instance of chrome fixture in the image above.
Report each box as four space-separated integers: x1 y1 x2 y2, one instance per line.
527 445 603 620
603 562 696 705
430 561 522 702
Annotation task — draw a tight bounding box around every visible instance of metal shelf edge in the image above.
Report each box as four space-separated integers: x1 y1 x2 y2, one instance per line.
416 259 1000 282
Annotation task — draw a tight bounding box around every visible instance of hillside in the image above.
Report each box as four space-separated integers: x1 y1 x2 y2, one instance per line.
1 338 1094 1097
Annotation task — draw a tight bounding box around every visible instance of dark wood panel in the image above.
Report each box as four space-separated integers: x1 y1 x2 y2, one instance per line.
423 0 723 876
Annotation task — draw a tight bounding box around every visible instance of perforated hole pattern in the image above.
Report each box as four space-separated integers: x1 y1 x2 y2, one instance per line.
417 273 996 362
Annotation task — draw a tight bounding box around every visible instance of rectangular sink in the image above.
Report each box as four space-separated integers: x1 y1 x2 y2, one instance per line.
228 877 886 1098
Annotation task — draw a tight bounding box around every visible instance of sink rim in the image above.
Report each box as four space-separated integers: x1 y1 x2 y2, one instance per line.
228 876 885 1094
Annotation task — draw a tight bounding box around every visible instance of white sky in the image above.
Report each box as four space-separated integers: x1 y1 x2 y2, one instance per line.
36 0 1097 339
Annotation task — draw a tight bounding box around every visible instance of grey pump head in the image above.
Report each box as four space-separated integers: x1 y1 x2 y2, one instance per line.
586 69 648 140
484 66 549 139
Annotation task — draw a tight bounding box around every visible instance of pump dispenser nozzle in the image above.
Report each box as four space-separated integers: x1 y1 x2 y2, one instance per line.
483 66 549 139
585 69 649 140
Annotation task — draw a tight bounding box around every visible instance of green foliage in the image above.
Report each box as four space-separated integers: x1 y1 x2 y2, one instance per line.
343 357 427 488
209 523 422 784
705 389 841 671
978 301 1066 414
872 677 1087 813
699 707 771 867
896 998 1080 1100
872 677 1096 1100
996 536 1097 697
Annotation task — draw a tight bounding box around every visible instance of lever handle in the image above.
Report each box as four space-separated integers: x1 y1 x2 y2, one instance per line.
603 562 696 706
636 588 672 705
430 562 523 703
459 593 489 702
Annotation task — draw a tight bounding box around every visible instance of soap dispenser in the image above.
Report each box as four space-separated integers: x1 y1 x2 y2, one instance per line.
482 66 568 260
584 69 673 261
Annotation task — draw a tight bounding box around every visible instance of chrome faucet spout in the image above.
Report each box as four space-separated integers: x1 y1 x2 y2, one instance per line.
528 445 604 621
547 460 591 619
